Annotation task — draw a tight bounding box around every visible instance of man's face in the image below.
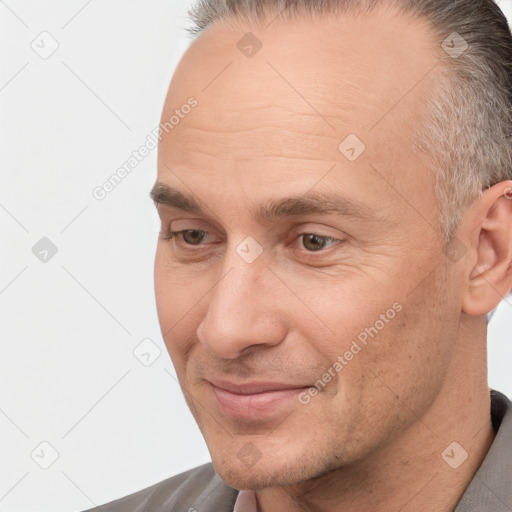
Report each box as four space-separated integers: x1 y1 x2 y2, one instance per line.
154 8 463 490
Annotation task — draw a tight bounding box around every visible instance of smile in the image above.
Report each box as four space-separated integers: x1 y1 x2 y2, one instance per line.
208 380 311 420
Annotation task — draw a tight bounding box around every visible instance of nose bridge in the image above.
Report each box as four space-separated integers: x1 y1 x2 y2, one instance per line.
197 245 285 358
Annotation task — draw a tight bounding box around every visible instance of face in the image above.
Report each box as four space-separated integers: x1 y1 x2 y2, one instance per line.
153 8 463 491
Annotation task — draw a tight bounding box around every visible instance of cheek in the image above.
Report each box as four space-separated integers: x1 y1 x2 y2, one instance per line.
345 271 457 418
310 266 447 402
299 281 398 356
154 250 173 326
154 249 195 364
154 247 201 320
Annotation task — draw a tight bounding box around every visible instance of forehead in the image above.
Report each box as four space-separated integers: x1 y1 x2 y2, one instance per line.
166 6 438 118
157 7 440 220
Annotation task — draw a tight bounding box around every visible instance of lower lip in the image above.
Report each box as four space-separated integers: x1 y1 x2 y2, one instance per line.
211 385 308 420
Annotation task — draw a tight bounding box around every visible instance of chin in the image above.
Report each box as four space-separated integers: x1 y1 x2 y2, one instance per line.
210 447 335 491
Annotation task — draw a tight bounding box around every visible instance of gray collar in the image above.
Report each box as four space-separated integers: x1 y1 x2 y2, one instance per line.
455 390 512 511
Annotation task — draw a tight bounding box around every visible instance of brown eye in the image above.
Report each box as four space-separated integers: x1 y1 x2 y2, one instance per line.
181 230 208 245
300 234 338 252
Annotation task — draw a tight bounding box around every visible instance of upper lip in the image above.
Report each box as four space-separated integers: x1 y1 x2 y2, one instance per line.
209 379 310 395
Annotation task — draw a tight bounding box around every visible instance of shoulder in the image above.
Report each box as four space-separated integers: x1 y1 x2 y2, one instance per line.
456 390 512 511
80 462 238 512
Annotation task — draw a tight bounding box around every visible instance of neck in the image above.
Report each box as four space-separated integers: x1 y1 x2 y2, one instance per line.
256 318 495 512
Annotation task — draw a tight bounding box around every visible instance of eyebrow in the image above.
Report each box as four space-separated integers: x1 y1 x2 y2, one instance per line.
150 181 382 223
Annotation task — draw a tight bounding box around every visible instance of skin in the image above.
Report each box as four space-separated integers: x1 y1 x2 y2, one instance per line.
152 6 512 512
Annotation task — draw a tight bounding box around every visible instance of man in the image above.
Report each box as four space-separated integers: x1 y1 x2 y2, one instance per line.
83 0 512 510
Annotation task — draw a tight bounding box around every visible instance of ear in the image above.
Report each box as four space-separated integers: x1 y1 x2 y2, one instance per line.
461 180 512 316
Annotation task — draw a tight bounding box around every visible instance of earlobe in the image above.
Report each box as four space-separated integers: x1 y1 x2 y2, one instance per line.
461 181 512 317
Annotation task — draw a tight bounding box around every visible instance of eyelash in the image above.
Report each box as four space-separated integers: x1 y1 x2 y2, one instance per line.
159 229 344 257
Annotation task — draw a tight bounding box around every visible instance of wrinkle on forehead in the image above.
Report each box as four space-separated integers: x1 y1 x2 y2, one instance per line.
162 8 440 162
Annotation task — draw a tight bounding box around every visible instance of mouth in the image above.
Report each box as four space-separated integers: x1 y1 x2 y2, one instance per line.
208 379 312 420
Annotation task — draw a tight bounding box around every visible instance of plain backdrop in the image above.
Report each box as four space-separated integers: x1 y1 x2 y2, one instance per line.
1 1 511 511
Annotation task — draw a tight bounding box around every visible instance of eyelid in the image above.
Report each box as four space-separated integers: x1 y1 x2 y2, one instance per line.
169 218 211 232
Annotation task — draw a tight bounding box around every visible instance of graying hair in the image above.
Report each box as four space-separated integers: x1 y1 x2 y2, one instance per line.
186 0 512 244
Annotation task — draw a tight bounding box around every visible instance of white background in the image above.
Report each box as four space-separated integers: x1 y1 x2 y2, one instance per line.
1 1 511 511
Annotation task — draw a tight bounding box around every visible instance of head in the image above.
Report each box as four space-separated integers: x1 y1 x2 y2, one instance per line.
152 0 512 491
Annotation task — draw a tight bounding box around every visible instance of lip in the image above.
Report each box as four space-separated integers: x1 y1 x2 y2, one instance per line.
209 380 310 420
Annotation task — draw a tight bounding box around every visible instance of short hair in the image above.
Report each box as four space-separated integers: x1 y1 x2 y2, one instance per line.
186 0 512 244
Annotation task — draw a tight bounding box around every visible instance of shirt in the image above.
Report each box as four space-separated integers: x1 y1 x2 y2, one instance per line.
234 489 258 512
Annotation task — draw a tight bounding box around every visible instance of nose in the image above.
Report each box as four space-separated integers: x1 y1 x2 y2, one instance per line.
196 251 287 360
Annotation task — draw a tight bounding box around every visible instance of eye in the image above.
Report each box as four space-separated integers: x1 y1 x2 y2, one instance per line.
160 229 210 245
298 233 342 252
